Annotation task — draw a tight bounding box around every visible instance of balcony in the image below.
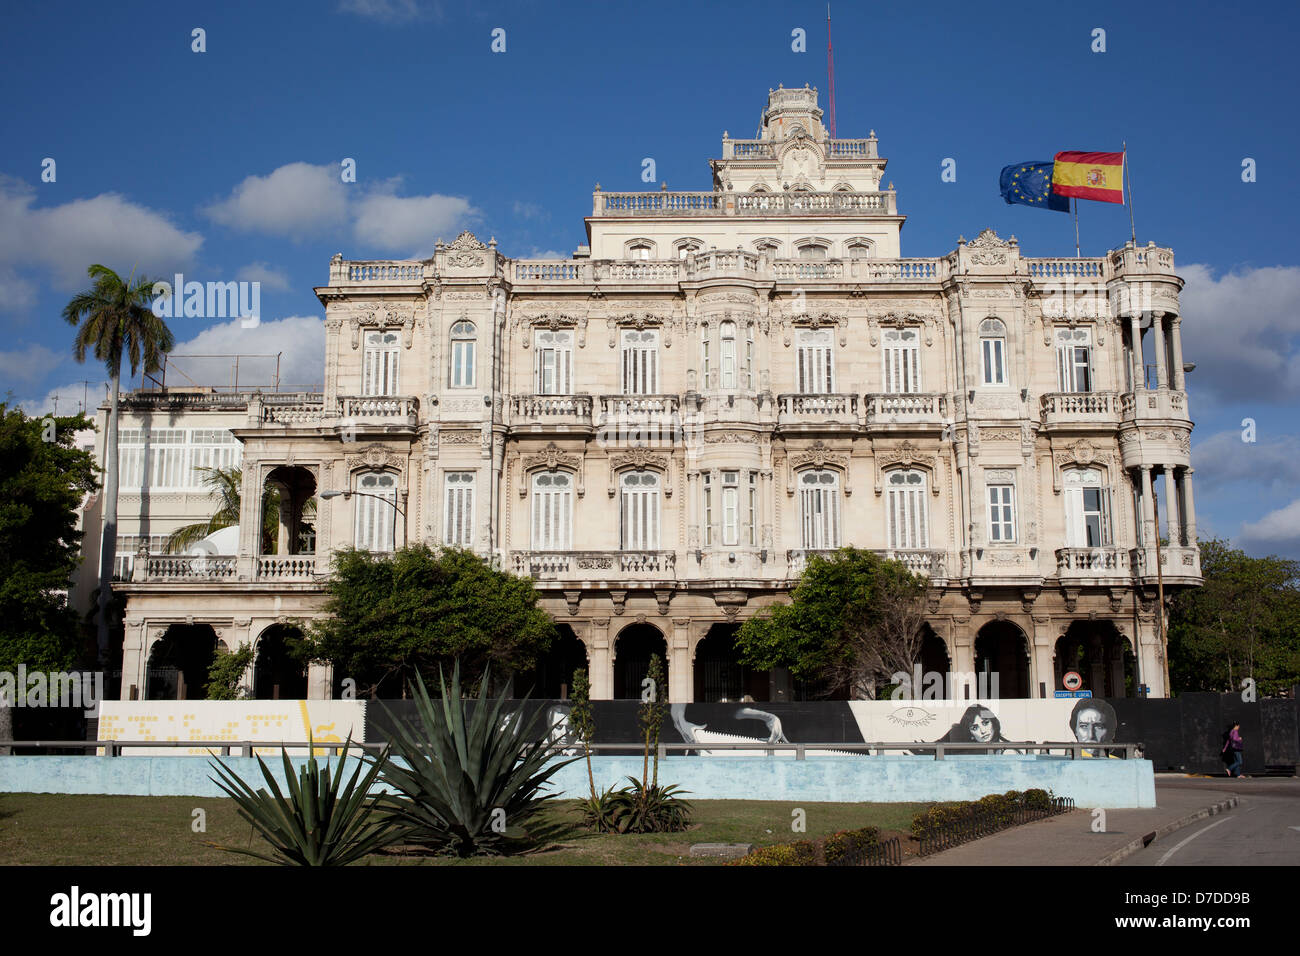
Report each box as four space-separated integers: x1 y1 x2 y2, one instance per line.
776 393 859 431
336 395 418 430
1131 546 1202 583
510 394 593 432
1040 391 1118 429
511 550 677 582
328 258 425 286
591 188 897 218
140 555 237 581
1056 547 1133 584
786 549 947 579
260 394 326 426
863 393 948 431
255 556 318 580
1120 389 1188 421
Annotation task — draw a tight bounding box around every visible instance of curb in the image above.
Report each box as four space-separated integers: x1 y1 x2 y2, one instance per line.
1094 795 1240 866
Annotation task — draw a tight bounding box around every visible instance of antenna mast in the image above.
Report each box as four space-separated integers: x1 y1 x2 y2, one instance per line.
826 4 837 138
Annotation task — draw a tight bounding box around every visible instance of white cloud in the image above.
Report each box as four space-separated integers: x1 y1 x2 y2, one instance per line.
1238 498 1300 558
0 343 63 389
524 248 570 260
337 0 438 22
204 163 348 238
1179 263 1300 404
236 261 292 292
0 175 203 298
1190 428 1300 492
13 378 108 418
167 315 325 390
512 201 548 221
354 190 477 253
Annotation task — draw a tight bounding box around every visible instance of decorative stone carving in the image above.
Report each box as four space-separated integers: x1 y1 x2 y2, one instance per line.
520 442 585 497
345 444 405 475
654 589 673 615
563 590 582 616
786 440 851 495
347 304 416 350
703 431 759 443
873 440 940 496
967 228 1011 266
868 311 938 347
784 311 849 347
608 448 671 496
441 429 481 444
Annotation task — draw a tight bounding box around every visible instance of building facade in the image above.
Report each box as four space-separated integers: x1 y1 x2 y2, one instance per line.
106 85 1199 701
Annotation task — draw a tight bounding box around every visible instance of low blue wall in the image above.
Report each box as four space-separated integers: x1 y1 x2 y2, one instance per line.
0 754 1155 808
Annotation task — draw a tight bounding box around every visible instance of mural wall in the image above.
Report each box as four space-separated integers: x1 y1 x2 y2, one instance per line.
97 700 367 756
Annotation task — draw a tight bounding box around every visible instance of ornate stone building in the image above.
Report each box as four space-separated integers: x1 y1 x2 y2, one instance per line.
106 85 1199 701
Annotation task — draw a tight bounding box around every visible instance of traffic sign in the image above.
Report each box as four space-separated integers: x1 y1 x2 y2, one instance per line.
1063 671 1083 692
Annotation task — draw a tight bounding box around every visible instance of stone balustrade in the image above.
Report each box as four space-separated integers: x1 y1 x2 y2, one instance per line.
772 260 844 279
261 396 326 425
1040 391 1118 425
690 249 760 275
511 550 677 580
331 259 424 284
255 555 317 580
337 395 418 421
786 548 945 578
144 555 237 580
510 394 594 426
514 261 587 281
1025 258 1105 279
777 393 859 423
1056 547 1132 575
599 394 681 418
863 392 947 425
1120 389 1189 421
596 191 722 216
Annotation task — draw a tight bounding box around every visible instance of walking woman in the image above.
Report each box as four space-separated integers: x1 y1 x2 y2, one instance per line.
1221 722 1244 778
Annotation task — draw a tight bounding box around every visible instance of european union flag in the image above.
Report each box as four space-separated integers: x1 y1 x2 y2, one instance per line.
999 161 1069 212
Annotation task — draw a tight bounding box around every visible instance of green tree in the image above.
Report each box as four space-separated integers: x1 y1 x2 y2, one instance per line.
0 406 100 745
639 653 668 786
205 645 254 699
164 466 314 555
1168 538 1300 696
62 264 174 663
569 667 597 801
298 544 556 697
736 547 929 699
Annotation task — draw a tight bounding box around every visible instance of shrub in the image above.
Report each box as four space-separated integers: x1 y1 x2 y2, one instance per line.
823 826 881 865
730 840 818 866
593 778 693 834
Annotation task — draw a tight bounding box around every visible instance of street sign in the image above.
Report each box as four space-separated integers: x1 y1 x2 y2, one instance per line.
1054 690 1093 699
1063 671 1083 692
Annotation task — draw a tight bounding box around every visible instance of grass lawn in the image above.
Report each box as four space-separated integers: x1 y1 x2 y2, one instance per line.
0 793 930 866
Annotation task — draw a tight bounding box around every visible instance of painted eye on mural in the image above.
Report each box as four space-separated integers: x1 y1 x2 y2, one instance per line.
887 706 937 727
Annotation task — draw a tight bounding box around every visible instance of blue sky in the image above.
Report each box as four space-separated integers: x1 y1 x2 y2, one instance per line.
1 0 1298 558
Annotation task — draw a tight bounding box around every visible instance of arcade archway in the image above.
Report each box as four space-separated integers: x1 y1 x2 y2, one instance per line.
146 624 222 700
612 623 667 699
974 621 1031 699
253 624 308 700
1055 621 1135 698
693 623 771 702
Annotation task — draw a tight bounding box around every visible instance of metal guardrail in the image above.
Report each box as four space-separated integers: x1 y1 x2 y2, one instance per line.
828 835 903 867
0 740 1140 759
917 796 1075 856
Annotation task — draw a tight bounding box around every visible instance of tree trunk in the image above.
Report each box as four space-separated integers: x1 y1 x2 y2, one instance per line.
97 364 121 668
0 703 12 755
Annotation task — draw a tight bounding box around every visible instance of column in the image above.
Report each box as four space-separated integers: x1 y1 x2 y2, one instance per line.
308 662 334 700
1137 616 1167 698
1108 645 1127 699
1139 467 1155 548
1162 467 1181 546
1152 311 1168 388
276 486 292 555
1128 314 1143 392
951 629 975 700
120 621 146 700
1087 633 1106 695
1182 469 1197 544
669 618 693 703
1031 618 1055 698
1170 317 1186 390
586 618 613 700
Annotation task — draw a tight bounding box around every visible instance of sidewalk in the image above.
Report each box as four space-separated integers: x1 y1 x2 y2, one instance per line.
909 777 1240 866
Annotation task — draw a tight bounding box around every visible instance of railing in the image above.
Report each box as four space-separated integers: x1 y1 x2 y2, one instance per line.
1025 258 1105 279
777 393 858 419
786 549 838 575
1056 547 1131 574
734 191 892 215
124 391 255 409
514 261 586 281
262 397 326 425
598 191 722 215
1040 391 1117 421
860 258 943 281
334 260 424 284
789 549 944 578
726 139 776 158
337 395 418 420
690 249 760 275
144 555 237 580
772 259 844 279
605 260 680 281
828 836 902 867
511 550 676 579
255 555 317 580
864 392 947 422
510 394 594 424
917 796 1076 857
599 394 681 418
827 138 874 158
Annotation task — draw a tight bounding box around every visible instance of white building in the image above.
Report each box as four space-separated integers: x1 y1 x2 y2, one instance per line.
94 85 1199 702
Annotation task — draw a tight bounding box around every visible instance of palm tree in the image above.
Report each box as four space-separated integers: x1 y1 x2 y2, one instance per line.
63 264 174 665
165 466 316 555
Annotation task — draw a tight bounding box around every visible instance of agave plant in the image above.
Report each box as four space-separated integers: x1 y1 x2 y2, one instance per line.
587 777 693 834
371 663 578 857
206 739 401 866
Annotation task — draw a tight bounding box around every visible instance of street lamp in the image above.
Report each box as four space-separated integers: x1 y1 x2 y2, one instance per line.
320 489 405 553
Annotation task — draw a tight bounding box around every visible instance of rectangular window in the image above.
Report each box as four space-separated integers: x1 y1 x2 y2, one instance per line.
702 473 713 547
354 475 398 552
443 472 475 548
189 429 240 486
700 335 711 387
1064 472 1113 547
117 428 145 488
886 472 929 549
1056 329 1093 393
620 475 659 550
721 471 739 546
534 330 573 395
982 337 1006 386
621 329 659 394
748 472 758 547
530 473 573 551
148 429 189 490
799 472 841 550
363 331 401 396
796 329 835 393
883 329 921 393
987 483 1016 543
720 323 737 390
744 324 755 390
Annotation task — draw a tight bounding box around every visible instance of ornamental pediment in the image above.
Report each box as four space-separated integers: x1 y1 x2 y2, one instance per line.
869 311 937 347
347 305 416 349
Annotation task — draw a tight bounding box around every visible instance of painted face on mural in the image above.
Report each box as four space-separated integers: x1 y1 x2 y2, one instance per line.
970 710 996 742
1074 707 1106 742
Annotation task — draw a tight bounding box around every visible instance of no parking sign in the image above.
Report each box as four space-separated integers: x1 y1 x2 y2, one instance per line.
1063 671 1083 692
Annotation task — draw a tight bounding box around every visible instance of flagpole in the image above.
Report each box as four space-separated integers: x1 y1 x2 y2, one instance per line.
1123 141 1136 243
1073 198 1080 257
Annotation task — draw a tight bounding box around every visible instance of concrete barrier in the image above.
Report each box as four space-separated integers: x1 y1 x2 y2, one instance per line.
0 753 1156 807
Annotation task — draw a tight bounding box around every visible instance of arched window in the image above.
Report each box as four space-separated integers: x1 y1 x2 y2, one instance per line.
980 318 1008 386
675 238 703 259
626 241 654 260
443 471 475 548
719 320 737 389
846 240 874 259
449 321 476 388
797 242 827 259
363 331 400 396
531 471 573 551
621 329 659 394
534 329 572 395
885 469 929 549
882 328 921 393
796 328 835 393
620 471 660 550
799 469 840 549
355 472 398 552
1063 468 1112 547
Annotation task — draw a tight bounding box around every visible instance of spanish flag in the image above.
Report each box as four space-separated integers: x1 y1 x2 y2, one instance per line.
1052 151 1125 204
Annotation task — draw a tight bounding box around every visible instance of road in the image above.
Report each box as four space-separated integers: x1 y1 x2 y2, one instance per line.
1120 778 1300 866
